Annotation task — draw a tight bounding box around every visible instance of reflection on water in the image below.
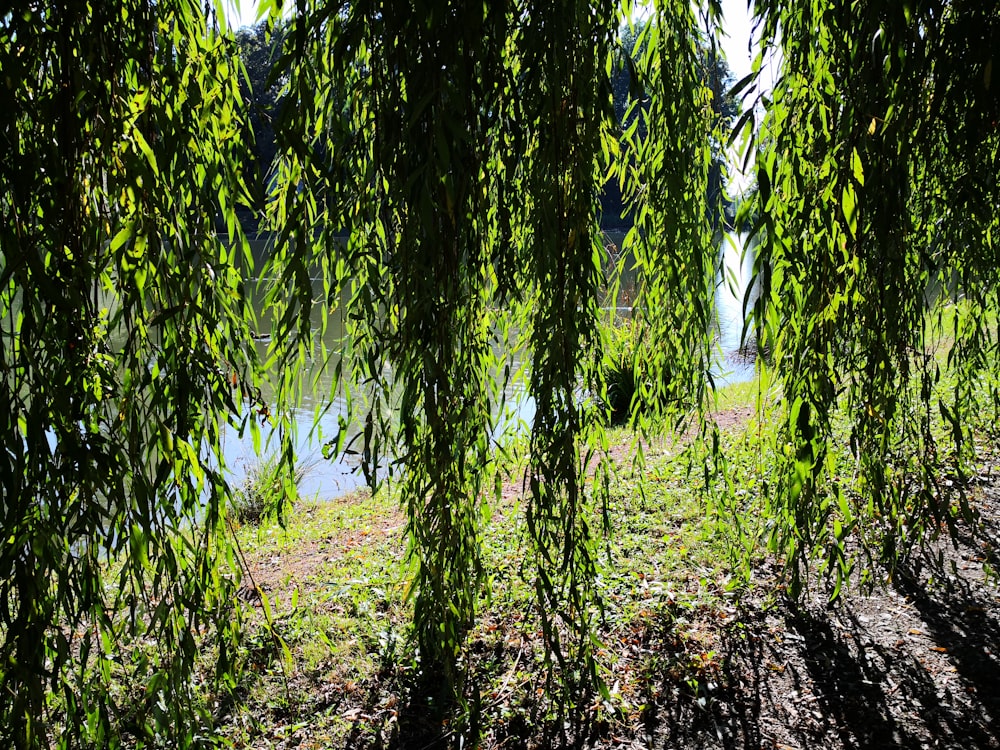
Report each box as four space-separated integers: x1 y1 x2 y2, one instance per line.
713 232 758 386
222 269 366 498
223 234 759 498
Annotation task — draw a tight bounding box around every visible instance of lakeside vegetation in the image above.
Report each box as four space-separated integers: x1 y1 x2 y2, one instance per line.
114 376 777 749
76 333 1000 747
174 360 1000 749
2 0 999 747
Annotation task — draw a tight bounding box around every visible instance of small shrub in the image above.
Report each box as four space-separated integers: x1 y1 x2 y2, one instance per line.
603 317 657 426
231 454 312 526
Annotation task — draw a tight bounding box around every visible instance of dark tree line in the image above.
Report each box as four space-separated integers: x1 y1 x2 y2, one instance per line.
603 21 740 229
234 18 740 233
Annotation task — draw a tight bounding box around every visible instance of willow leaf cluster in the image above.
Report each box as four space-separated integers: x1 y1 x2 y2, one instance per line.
0 3 259 747
747 0 1000 591
617 1 716 434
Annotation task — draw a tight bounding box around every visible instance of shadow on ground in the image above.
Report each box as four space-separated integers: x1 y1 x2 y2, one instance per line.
317 486 1000 750
636 491 1000 750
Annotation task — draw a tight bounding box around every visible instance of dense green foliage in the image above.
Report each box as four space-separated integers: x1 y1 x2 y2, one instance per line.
0 3 261 747
1 0 999 746
742 0 1000 593
234 20 288 230
605 21 739 228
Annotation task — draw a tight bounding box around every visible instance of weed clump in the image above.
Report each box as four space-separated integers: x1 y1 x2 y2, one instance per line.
231 455 312 526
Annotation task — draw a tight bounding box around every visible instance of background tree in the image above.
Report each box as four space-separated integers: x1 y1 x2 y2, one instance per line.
235 19 288 232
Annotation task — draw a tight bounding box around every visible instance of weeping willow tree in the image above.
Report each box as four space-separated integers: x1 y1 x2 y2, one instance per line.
0 3 261 747
743 0 1000 594
266 0 715 706
3 0 1000 746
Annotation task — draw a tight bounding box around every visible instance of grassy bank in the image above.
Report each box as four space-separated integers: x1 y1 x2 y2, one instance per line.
80 345 1000 748
216 378 778 749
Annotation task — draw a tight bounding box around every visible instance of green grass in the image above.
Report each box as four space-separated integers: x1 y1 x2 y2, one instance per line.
215 385 769 747
711 367 782 414
72 363 1000 746
230 453 318 526
221 491 413 746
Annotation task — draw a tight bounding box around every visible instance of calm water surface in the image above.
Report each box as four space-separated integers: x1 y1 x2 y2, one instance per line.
223 234 759 498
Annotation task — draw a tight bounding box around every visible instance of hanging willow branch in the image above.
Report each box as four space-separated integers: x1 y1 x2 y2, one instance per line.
269 0 720 705
270 0 520 700
746 0 1000 592
517 0 616 697
0 3 257 747
618 1 716 433
364 0 511 691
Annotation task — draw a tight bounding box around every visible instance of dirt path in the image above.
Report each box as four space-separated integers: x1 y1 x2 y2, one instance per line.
648 480 1000 750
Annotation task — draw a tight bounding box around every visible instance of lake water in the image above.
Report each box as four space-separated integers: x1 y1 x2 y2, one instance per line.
714 232 759 386
223 233 759 499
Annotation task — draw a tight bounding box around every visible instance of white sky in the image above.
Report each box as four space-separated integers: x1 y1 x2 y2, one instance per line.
225 0 263 29
717 0 756 82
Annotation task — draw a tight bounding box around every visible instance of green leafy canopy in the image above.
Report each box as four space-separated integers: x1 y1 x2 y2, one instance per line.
2 0 998 746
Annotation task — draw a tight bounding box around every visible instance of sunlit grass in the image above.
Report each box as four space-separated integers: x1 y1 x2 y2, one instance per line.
219 410 757 746
711 367 782 415
216 358 1000 746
